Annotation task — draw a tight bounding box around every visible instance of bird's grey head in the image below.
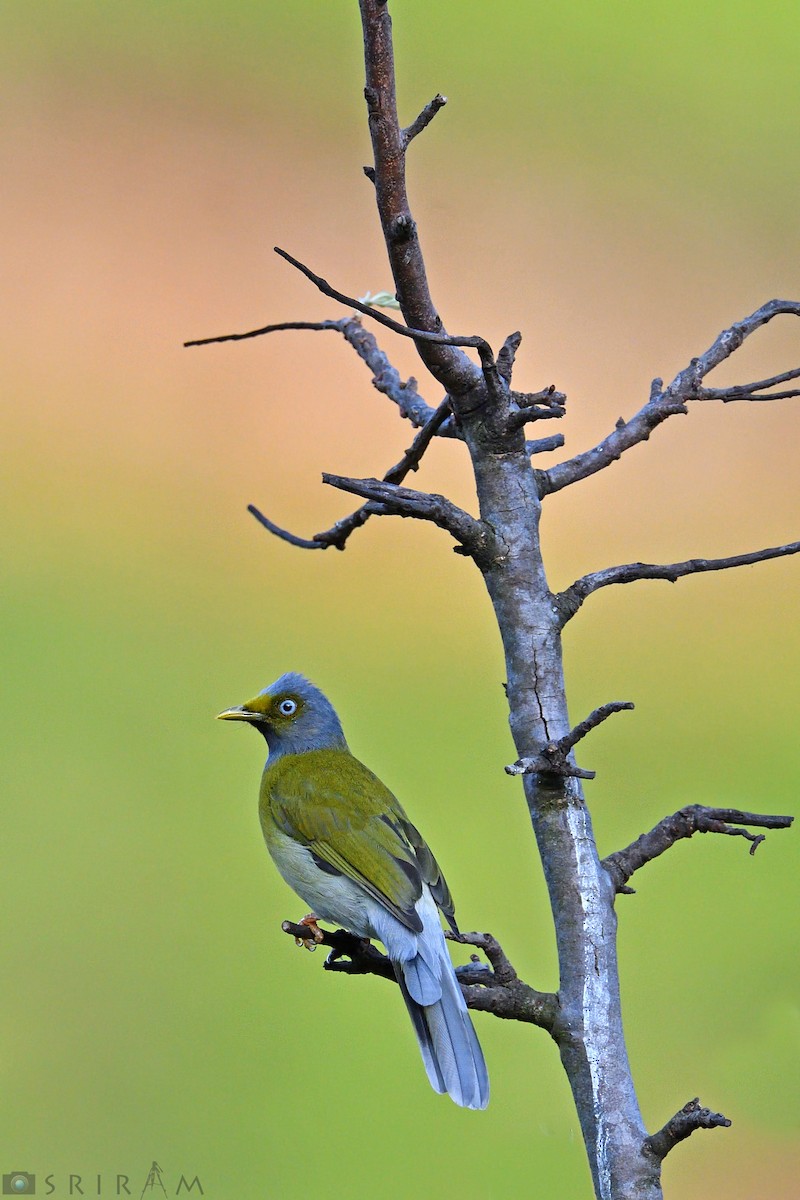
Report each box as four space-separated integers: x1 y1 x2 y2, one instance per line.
217 672 347 759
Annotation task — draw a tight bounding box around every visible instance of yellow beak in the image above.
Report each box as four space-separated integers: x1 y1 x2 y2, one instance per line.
217 693 272 724
217 706 257 722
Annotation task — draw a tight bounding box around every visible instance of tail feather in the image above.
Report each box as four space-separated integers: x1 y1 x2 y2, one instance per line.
402 951 442 1006
395 970 447 1095
372 885 489 1109
396 954 489 1110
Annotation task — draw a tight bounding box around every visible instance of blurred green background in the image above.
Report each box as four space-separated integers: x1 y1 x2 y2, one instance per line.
2 2 798 1197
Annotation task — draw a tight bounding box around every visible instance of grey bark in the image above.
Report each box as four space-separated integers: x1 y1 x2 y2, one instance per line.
356 6 657 1193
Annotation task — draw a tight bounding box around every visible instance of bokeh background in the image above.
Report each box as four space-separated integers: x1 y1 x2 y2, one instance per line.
3 2 798 1197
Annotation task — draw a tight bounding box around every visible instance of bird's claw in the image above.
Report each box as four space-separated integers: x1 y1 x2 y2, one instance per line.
294 912 325 951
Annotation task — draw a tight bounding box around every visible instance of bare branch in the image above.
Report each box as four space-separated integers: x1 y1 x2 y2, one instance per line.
536 382 687 497
313 396 453 549
557 541 800 622
249 497 391 552
322 474 499 567
697 364 800 403
359 0 482 394
496 331 522 384
561 702 636 751
645 1098 732 1162
381 396 453 483
185 312 449 431
526 434 566 456
336 317 454 430
506 386 567 432
282 920 395 980
506 701 634 781
274 245 492 358
702 387 800 402
401 93 447 148
445 931 559 1029
248 397 453 553
184 318 343 349
539 298 800 496
670 298 800 382
281 921 558 1028
447 929 520 984
603 805 794 894
247 504 326 550
457 977 558 1029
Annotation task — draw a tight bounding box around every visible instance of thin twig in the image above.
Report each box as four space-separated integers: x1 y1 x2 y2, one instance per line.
402 93 447 148
603 805 794 894
184 319 342 349
539 299 800 496
248 398 453 552
702 388 800 402
274 246 492 357
336 318 452 429
693 367 800 403
645 1099 732 1162
506 701 634 781
247 505 325 550
557 541 800 623
315 397 453 549
382 396 453 483
560 702 636 752
446 930 518 986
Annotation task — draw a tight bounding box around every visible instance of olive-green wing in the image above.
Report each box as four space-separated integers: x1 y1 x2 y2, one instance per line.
395 812 457 934
262 749 455 933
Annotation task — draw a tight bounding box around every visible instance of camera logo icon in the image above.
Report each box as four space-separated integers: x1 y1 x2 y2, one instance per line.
2 1175 35 1195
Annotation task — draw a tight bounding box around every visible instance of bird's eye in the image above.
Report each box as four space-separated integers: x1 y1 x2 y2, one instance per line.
278 698 297 717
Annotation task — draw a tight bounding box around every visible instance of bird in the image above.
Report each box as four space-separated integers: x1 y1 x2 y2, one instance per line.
218 672 489 1110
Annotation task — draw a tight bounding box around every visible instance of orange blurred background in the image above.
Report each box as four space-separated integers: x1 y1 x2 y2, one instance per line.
3 3 798 1197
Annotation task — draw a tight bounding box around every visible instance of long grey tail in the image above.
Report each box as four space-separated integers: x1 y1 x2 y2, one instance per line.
395 954 489 1110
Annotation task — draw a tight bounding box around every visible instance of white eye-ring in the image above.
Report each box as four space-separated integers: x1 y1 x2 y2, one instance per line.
278 698 298 717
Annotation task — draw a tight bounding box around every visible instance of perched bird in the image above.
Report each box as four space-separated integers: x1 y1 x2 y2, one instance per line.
218 672 489 1109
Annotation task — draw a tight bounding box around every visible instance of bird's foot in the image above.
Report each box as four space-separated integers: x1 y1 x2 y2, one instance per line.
294 913 325 951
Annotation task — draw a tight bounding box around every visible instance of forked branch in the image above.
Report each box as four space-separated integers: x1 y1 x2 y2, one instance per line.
603 805 794 894
539 299 800 496
281 921 558 1029
696 365 800 403
506 386 568 431
506 701 634 780
248 396 454 552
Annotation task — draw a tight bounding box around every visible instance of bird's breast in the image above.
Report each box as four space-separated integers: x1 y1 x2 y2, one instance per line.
261 821 374 937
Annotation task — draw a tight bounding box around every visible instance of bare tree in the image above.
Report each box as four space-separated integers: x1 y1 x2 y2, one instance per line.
187 3 796 1197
